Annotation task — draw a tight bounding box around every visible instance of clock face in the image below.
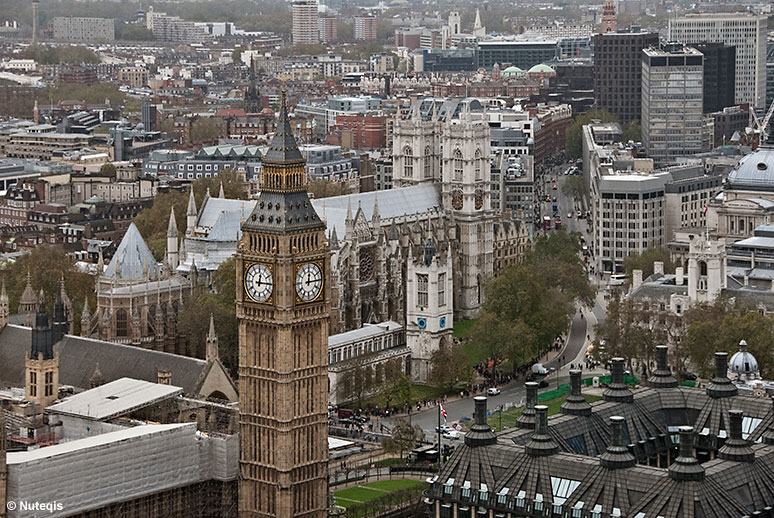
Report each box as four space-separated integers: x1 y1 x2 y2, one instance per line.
244 263 273 303
451 189 463 210
296 262 324 302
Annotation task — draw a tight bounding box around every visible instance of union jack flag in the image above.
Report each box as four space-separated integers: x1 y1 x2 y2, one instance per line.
440 404 447 421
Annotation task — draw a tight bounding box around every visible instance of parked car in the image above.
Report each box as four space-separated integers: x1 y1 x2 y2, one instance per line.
443 430 462 440
681 371 698 381
487 387 501 396
537 380 549 388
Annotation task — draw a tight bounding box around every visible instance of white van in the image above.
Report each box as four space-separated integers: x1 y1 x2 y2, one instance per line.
609 274 626 287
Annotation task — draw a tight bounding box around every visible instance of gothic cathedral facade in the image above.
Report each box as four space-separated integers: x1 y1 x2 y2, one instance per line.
236 90 329 518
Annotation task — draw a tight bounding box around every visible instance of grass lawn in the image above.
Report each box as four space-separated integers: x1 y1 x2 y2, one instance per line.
334 480 426 509
453 318 477 339
485 394 601 432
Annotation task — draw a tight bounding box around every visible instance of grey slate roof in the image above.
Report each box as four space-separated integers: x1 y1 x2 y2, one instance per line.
430 385 774 517
102 223 159 280
262 90 303 164
0 325 208 395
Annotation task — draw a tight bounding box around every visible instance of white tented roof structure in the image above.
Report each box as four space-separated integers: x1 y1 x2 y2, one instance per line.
46 378 183 420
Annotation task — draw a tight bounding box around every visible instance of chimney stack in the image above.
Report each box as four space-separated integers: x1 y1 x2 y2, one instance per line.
603 358 633 403
675 266 684 286
707 352 737 398
718 410 754 462
669 426 705 481
158 370 171 385
464 396 497 447
632 270 643 291
526 405 558 457
561 370 591 415
648 345 678 389
517 382 538 429
600 416 636 469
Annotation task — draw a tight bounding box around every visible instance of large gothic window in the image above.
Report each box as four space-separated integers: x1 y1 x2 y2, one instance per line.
417 274 428 307
424 146 432 178
453 149 463 181
116 309 128 337
474 149 482 181
403 146 413 178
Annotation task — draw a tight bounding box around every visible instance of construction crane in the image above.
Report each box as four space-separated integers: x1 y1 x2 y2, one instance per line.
748 98 774 146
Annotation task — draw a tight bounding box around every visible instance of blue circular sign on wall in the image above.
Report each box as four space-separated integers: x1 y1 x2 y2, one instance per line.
440 316 446 328
417 318 427 329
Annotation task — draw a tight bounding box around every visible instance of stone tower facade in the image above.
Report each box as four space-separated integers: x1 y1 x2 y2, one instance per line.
25 300 60 410
601 0 617 33
405 237 454 382
448 11 461 35
442 107 494 318
688 233 726 302
392 105 441 188
237 89 329 518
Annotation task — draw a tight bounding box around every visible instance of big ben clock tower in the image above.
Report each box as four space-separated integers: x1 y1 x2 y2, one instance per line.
237 89 330 518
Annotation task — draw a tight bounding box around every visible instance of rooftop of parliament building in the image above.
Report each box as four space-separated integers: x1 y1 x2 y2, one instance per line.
426 347 774 518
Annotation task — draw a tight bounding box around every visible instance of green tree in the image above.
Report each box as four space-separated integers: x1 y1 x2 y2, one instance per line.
21 45 100 64
561 175 586 201
682 298 774 379
622 248 676 281
383 419 424 459
119 23 154 41
622 121 642 143
177 257 238 370
232 47 244 64
338 358 377 408
190 118 225 145
469 230 595 376
99 163 116 177
0 246 96 336
277 44 328 57
336 20 353 42
565 108 619 159
428 339 473 390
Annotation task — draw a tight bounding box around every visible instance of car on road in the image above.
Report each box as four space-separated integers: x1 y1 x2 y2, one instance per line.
435 425 453 434
552 184 557 190
486 387 501 396
443 430 462 440
567 212 573 219
552 197 557 202
681 371 698 381
537 380 549 388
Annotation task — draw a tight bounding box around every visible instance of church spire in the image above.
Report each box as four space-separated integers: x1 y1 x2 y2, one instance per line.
206 313 219 363
186 188 197 237
166 206 179 271
80 296 90 337
218 181 225 198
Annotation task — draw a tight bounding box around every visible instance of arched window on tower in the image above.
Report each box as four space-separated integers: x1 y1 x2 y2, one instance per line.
453 149 463 181
424 146 432 178
403 146 413 178
116 309 128 337
474 149 482 181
